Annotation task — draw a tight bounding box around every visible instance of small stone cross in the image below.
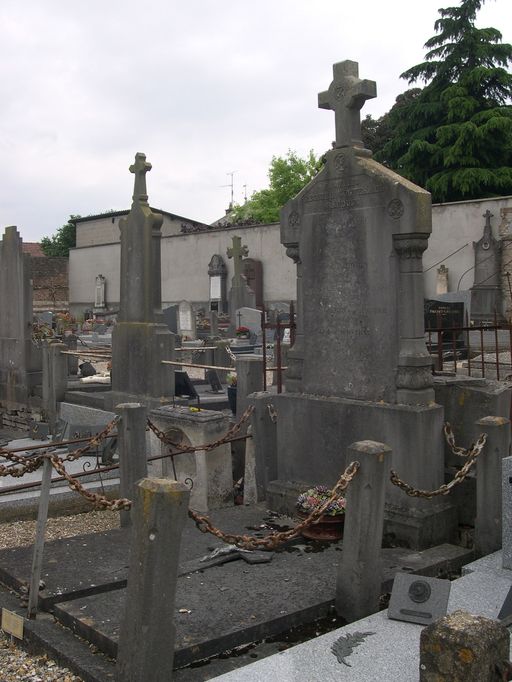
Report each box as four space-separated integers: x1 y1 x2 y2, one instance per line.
318 60 376 149
129 152 152 203
227 235 249 282
483 209 494 241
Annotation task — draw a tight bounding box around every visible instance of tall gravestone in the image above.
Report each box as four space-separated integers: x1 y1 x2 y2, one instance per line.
208 254 227 313
0 227 42 411
227 235 256 334
470 209 503 324
109 154 175 409
265 60 453 548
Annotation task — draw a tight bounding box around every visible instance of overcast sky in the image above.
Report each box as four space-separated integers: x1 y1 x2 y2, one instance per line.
1 0 511 242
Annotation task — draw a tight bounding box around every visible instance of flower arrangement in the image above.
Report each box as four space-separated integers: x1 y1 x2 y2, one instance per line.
226 372 237 387
296 485 346 516
236 326 250 337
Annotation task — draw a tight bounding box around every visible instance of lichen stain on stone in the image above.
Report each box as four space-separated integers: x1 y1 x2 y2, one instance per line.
457 647 475 664
458 391 467 406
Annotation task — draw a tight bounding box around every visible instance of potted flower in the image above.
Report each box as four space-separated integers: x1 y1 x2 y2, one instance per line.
296 485 346 541
236 325 250 339
226 372 237 414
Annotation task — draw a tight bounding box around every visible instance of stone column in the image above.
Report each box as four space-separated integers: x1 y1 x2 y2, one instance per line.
116 403 148 528
336 440 391 621
502 455 512 570
42 341 68 435
475 416 511 557
235 356 263 418
420 611 509 681
394 234 435 405
116 478 190 682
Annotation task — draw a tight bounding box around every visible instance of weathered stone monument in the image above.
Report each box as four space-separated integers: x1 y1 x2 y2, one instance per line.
208 254 228 314
94 274 106 311
227 235 255 333
0 226 42 412
265 60 453 547
436 264 449 295
178 300 196 339
470 209 503 324
109 154 175 409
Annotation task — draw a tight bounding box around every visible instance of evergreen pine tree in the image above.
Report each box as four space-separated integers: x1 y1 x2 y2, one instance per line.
376 0 512 202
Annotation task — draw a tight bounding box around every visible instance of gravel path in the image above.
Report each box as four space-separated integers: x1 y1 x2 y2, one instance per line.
0 509 120 681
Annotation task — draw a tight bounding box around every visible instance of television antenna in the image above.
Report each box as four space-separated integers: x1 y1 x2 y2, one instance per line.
219 171 236 209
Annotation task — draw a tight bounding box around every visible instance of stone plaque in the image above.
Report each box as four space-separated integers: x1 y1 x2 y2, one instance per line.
1 608 24 639
388 572 451 625
210 275 221 300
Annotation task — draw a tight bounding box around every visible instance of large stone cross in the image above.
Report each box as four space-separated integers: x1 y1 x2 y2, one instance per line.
130 152 152 203
227 235 249 282
318 60 376 149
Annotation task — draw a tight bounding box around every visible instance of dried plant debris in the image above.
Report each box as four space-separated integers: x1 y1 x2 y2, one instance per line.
0 631 83 681
331 631 375 666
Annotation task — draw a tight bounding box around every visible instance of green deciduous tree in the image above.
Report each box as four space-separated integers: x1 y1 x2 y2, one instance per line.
40 215 79 257
230 150 321 224
376 0 512 203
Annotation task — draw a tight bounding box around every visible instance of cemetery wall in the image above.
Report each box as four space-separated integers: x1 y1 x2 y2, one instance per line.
68 196 512 316
69 222 294 315
424 195 512 300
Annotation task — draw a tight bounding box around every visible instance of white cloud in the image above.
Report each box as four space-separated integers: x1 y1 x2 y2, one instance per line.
0 0 510 239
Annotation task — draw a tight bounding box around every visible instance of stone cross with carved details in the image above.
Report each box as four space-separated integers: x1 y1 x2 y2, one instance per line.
129 152 152 203
318 60 376 149
227 235 249 282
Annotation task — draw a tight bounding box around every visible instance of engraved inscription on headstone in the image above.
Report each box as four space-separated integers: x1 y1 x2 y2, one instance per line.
210 275 221 300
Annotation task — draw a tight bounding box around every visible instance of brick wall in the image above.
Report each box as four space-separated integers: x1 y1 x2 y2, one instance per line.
31 257 69 311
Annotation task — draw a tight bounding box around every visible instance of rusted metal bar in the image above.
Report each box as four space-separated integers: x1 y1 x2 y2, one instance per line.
1 433 117 455
480 327 485 378
465 311 471 376
494 310 500 381
162 360 233 371
261 307 267 392
276 318 282 394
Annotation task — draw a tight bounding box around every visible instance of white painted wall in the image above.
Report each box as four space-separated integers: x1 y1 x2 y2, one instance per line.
424 196 512 298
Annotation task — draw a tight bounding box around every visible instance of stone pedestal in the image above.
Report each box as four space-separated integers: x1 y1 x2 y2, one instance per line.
263 392 456 549
148 405 233 512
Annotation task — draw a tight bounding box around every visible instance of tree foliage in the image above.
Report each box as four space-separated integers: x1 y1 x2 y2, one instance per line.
40 215 79 257
375 0 512 203
230 150 321 224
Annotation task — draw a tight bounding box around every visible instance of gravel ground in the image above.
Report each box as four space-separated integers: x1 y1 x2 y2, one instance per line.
0 509 120 681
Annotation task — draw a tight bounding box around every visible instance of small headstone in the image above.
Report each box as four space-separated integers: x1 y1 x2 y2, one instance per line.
388 572 450 625
242 258 264 309
27 420 50 441
206 369 223 393
420 610 509 681
79 362 97 377
174 370 198 399
436 264 449 295
178 301 196 339
162 305 178 334
94 274 106 309
34 311 53 327
236 307 262 342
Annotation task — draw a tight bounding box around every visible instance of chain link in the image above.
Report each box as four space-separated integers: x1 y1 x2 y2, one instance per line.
390 432 487 499
225 345 237 364
267 404 277 423
443 422 477 458
188 461 360 550
147 405 254 453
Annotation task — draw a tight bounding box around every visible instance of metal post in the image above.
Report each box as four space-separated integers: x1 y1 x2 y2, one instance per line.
336 440 391 622
475 416 511 557
261 308 267 392
27 457 53 618
116 478 190 682
276 318 282 394
115 403 148 528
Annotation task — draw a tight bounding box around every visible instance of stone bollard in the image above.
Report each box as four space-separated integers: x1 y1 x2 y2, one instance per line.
475 416 511 557
63 333 79 375
336 440 391 622
116 478 190 682
42 341 68 435
214 341 231 383
502 455 512 570
420 610 509 681
235 356 263 419
115 403 148 528
249 393 278 501
243 425 257 505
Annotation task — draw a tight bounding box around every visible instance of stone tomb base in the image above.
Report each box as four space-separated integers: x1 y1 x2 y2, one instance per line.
148 405 234 511
264 392 457 549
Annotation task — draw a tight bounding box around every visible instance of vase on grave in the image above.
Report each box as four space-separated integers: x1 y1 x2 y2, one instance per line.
296 485 346 541
299 513 345 541
227 386 237 414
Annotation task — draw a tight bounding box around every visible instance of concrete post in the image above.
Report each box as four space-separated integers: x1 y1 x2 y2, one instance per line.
243 425 257 505
235 356 263 419
336 440 391 622
502 455 512 570
63 333 79 375
42 341 68 435
475 416 511 557
420 610 509 681
214 342 231 383
115 403 148 528
249 393 278 501
116 478 190 682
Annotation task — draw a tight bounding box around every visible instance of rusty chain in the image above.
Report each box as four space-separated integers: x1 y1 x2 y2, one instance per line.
267 404 277 423
0 417 119 479
225 345 237 364
390 431 487 499
147 405 254 453
444 422 479 458
188 460 360 550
